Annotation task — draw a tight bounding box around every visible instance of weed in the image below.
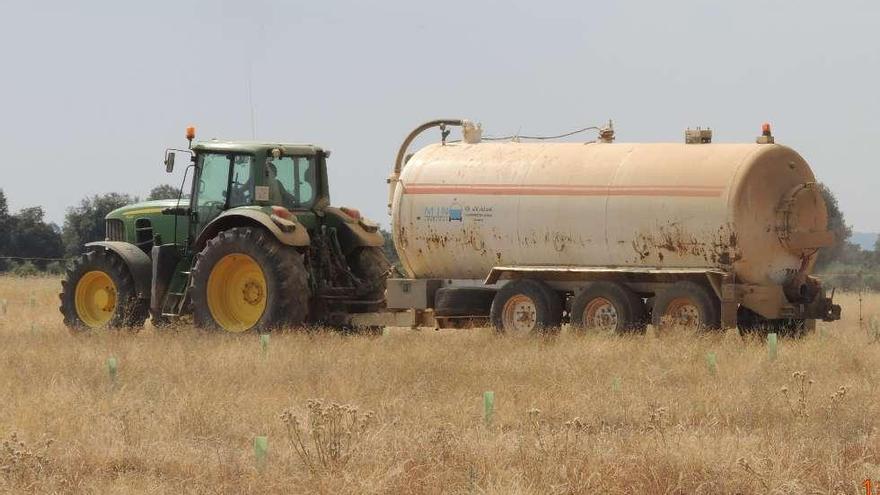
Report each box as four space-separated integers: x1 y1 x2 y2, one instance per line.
0 432 54 488
280 399 376 473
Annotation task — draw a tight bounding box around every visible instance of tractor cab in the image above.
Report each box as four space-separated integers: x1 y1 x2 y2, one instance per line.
164 135 332 242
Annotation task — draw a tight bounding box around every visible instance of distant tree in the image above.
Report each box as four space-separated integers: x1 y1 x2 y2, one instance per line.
0 190 10 270
62 193 137 256
148 184 181 201
379 227 401 273
7 206 64 268
873 236 880 267
815 183 852 271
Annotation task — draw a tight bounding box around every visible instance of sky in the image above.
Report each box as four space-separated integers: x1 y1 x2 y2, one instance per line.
1 0 878 231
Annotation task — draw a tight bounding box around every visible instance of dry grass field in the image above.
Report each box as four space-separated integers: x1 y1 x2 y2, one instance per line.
1 275 880 494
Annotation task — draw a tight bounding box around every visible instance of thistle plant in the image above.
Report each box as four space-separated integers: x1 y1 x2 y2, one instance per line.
280 399 376 473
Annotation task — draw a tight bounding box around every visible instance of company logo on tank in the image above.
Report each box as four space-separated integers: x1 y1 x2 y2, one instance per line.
422 203 495 223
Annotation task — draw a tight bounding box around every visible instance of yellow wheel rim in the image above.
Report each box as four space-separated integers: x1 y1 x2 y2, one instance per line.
74 271 117 327
207 254 267 332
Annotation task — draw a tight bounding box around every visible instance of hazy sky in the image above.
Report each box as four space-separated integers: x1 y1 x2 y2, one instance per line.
2 1 878 231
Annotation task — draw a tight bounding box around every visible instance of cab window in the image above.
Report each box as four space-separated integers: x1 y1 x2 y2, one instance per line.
265 156 316 208
229 155 254 207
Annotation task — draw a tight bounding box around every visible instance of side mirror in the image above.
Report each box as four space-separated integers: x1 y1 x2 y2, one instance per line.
164 151 175 173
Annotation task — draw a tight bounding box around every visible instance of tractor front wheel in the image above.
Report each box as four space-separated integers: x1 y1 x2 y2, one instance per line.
191 227 310 333
59 249 148 333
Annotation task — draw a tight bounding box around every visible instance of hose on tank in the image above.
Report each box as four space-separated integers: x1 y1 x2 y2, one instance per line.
393 119 464 176
387 119 465 215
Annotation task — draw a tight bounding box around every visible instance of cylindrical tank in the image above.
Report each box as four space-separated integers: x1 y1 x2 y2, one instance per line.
391 141 829 287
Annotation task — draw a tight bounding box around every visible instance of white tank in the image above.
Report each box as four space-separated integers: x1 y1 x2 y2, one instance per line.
391 141 830 287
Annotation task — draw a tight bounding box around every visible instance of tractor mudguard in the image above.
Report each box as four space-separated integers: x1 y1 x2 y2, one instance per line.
84 241 152 300
193 209 310 252
323 207 385 254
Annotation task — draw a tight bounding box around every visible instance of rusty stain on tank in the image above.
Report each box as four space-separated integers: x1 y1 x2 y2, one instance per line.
631 223 742 267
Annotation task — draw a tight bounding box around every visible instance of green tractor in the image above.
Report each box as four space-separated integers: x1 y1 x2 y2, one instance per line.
59 127 390 333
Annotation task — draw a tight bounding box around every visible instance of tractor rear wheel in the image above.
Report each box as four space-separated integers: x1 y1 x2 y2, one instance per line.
344 246 390 336
349 246 391 311
191 227 310 333
59 249 148 333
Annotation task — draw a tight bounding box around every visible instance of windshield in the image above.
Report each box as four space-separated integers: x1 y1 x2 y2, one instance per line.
193 153 255 230
264 156 316 209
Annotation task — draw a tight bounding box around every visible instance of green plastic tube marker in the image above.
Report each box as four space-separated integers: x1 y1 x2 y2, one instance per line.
767 333 778 361
483 391 495 426
260 334 269 356
107 357 118 386
706 352 717 375
254 436 268 469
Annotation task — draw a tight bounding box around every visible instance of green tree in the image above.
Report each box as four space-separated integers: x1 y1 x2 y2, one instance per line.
379 227 401 273
148 184 181 200
873 235 880 266
814 183 852 271
62 193 137 256
0 189 10 270
7 207 64 269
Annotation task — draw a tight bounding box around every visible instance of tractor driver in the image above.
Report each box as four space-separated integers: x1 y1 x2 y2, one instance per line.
266 160 297 208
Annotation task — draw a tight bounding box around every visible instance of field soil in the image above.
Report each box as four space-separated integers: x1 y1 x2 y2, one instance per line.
1 276 879 494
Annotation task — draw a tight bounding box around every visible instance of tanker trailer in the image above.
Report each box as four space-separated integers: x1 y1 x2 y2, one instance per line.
358 119 841 335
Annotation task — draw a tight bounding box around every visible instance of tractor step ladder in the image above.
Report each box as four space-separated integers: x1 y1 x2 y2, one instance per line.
160 271 193 317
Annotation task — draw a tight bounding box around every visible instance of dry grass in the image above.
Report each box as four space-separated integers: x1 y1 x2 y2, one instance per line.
1 275 879 494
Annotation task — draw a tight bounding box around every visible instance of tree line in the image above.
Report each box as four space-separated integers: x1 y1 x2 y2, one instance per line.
0 183 878 289
0 185 179 276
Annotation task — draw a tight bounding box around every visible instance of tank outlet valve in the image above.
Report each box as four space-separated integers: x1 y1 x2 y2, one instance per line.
685 127 712 144
462 120 483 144
756 122 775 144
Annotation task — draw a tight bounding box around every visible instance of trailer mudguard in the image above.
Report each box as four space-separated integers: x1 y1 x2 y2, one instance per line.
84 241 152 299
192 209 311 252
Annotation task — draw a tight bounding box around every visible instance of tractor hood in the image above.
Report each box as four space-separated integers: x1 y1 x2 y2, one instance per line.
105 199 183 221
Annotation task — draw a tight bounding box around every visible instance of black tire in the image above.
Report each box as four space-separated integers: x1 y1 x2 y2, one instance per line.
59 249 148 333
434 287 496 317
191 227 310 333
149 309 173 330
652 281 721 331
738 307 809 338
490 279 562 335
570 281 646 334
349 247 391 312
737 306 767 336
347 246 391 336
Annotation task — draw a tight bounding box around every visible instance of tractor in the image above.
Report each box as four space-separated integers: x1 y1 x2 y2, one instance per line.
59 126 390 333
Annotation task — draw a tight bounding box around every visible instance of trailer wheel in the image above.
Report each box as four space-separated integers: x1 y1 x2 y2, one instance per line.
571 282 646 334
191 227 310 333
490 279 561 335
59 249 148 333
652 281 720 330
